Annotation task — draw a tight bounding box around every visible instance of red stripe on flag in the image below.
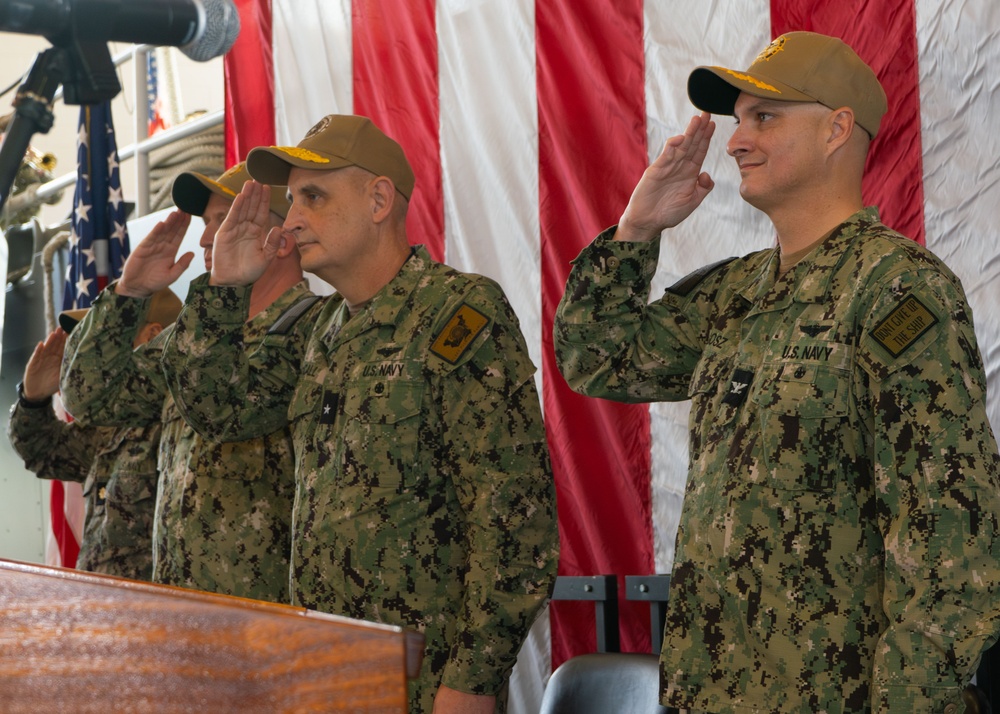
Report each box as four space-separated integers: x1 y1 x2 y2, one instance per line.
225 0 276 166
537 0 655 666
50 481 79 568
770 1 926 244
352 0 444 262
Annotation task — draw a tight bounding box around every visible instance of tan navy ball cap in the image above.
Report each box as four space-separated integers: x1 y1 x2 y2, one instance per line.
59 287 182 334
246 114 415 200
58 307 90 333
687 31 888 138
171 162 291 219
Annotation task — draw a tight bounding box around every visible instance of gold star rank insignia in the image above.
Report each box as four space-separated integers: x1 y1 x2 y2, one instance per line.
431 303 489 364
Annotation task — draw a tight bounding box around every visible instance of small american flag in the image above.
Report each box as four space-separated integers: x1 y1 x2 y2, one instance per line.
62 101 130 312
51 101 131 570
147 52 170 136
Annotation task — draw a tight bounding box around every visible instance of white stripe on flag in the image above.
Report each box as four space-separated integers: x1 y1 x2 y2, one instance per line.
438 0 542 373
438 3 547 711
272 0 352 295
915 0 1000 430
272 0 353 147
644 0 773 574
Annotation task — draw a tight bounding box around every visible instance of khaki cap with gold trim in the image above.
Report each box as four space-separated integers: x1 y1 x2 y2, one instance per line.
171 162 291 219
687 31 888 138
246 115 415 199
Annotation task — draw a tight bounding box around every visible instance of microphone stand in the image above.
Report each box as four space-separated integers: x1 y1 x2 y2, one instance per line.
0 48 63 214
0 40 120 213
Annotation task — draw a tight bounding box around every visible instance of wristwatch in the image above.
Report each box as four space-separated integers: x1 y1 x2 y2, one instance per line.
16 382 52 409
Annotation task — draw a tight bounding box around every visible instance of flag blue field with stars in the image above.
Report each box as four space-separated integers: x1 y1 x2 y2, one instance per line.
62 101 130 311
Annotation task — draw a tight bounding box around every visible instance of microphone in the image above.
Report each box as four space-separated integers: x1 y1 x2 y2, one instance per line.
0 0 241 62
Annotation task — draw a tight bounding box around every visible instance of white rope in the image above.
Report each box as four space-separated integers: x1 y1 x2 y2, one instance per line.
159 48 184 127
40 223 71 333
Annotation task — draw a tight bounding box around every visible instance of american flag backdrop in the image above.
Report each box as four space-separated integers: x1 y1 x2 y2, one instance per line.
49 101 131 570
223 0 1000 711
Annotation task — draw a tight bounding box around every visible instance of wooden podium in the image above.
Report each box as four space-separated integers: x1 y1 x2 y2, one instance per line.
0 558 424 713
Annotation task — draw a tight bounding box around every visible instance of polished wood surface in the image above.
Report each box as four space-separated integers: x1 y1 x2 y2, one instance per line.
0 558 423 713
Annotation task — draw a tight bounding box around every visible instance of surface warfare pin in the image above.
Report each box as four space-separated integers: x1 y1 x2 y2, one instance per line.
722 368 754 406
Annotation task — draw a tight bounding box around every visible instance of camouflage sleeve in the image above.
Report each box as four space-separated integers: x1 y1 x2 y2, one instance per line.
857 269 1000 711
553 227 710 403
436 283 560 695
7 400 99 483
59 284 166 428
160 274 301 442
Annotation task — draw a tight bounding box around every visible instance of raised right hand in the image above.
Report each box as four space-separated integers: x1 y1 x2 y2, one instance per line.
616 112 716 243
22 329 68 401
209 180 285 287
116 210 194 298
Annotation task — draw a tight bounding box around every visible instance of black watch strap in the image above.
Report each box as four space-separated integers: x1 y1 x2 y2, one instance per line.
16 382 52 409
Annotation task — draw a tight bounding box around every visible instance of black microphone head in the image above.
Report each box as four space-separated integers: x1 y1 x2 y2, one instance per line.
181 0 241 62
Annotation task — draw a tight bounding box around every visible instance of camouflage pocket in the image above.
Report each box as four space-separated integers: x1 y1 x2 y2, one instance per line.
102 466 157 560
104 466 157 507
158 409 197 480
753 362 852 492
340 378 425 491
196 437 266 481
687 347 735 403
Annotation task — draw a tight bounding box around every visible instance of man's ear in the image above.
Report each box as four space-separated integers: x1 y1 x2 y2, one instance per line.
827 107 856 153
135 322 163 347
269 219 297 258
370 176 396 224
276 233 299 258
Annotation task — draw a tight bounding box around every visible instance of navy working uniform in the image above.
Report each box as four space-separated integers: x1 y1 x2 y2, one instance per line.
160 247 559 713
554 207 1000 713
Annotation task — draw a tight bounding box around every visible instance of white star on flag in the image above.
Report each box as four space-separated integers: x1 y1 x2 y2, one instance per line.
75 275 93 299
108 185 123 211
74 197 92 225
110 221 127 245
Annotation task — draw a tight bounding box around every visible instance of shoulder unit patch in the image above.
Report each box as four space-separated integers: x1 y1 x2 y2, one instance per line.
430 303 489 364
869 293 939 358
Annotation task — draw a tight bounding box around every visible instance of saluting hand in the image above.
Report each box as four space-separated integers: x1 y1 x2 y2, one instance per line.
616 112 716 242
116 210 194 298
210 180 285 287
22 329 68 401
